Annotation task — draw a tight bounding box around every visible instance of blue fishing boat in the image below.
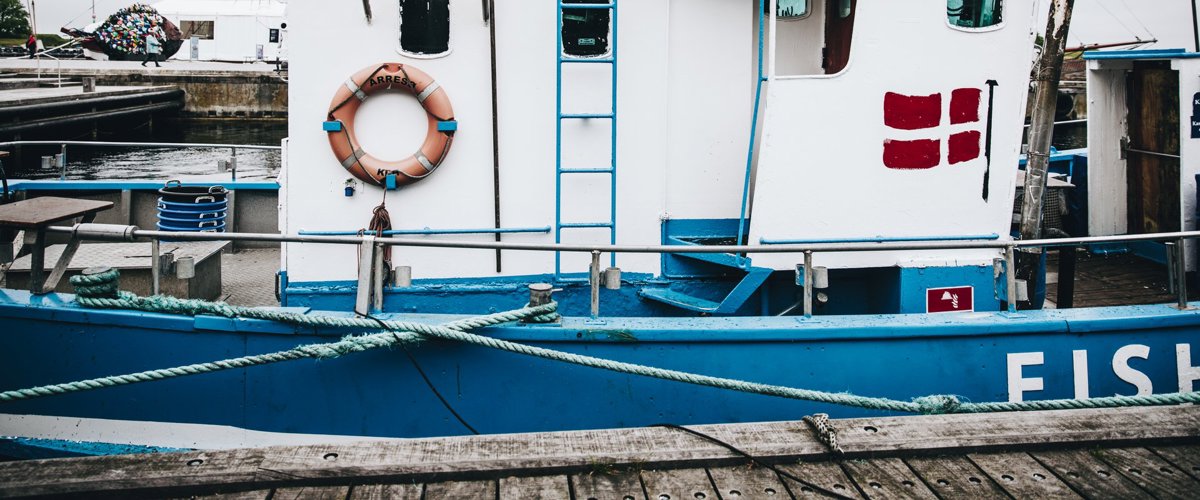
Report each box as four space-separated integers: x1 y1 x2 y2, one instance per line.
2 0 1200 458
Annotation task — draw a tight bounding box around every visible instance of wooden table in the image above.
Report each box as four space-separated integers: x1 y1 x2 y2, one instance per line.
0 196 114 293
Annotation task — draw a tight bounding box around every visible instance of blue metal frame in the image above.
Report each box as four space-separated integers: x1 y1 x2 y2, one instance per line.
1082 48 1200 60
556 1 619 280
736 0 769 250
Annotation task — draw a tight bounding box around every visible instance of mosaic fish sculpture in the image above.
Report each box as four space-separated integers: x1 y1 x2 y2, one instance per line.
61 4 182 61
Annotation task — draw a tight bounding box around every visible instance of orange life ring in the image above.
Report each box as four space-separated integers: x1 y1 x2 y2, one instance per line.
325 62 456 188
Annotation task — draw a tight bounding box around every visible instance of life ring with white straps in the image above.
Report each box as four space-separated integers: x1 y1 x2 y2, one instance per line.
324 62 456 188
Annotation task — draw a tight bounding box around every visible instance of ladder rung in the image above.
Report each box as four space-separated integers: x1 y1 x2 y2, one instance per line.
560 222 613 229
561 113 614 119
560 57 614 64
560 168 614 174
559 3 614 9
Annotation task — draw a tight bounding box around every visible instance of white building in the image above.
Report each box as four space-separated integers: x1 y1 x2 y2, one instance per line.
152 0 286 62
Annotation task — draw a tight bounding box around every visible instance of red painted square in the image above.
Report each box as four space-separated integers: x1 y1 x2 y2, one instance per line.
950 88 982 124
883 138 940 169
948 130 982 164
884 92 942 130
926 286 974 313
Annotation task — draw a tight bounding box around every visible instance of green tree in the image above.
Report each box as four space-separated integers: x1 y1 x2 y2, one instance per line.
0 0 30 39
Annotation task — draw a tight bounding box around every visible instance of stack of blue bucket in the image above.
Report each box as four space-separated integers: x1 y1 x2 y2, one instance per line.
157 180 228 239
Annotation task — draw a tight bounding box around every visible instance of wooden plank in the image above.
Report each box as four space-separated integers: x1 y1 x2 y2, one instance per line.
186 490 274 500
838 457 937 500
0 196 112 228
3 407 1198 497
775 461 863 498
571 470 646 500
903 456 1008 499
499 475 571 500
272 485 351 500
425 479 497 500
640 468 717 500
1150 444 1200 481
706 464 791 500
1090 447 1200 499
967 452 1082 498
1029 449 1151 499
349 483 423 499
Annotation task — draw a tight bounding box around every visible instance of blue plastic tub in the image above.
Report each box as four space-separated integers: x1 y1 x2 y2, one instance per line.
156 181 228 235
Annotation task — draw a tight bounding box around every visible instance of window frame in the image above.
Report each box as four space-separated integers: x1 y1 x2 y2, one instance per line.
560 0 613 59
775 0 813 21
945 0 1006 33
396 0 454 60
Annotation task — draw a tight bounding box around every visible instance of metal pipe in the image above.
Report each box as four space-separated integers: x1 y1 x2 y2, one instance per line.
802 250 813 318
40 226 1200 256
488 0 502 273
1124 147 1181 160
58 144 65 180
151 238 160 295
298 226 551 236
1192 0 1199 53
1021 119 1088 129
589 250 601 317
1005 245 1017 313
1175 239 1189 309
761 233 999 245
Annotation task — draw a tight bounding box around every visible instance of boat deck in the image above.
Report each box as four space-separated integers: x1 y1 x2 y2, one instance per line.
1045 250 1187 308
0 405 1195 498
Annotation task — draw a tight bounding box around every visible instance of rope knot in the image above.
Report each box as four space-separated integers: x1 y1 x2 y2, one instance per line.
69 267 121 301
522 300 561 324
913 394 963 414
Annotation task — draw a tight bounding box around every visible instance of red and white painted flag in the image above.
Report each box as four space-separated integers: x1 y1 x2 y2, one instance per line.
883 88 982 170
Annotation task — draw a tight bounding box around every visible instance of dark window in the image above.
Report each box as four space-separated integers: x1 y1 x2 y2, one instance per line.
948 0 1002 28
180 20 214 40
400 0 450 55
269 28 280 43
766 0 810 19
561 0 609 57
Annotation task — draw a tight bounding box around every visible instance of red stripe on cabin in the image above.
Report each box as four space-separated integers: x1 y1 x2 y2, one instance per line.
883 138 941 169
948 130 981 164
884 92 942 130
950 88 982 124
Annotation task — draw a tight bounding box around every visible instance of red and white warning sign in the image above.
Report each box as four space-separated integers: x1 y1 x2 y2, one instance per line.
926 286 974 313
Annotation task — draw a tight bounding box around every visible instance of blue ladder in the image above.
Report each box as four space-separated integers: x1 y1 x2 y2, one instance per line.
639 236 772 315
556 0 617 280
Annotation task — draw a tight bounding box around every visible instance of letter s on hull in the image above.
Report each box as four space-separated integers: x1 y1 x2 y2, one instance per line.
1113 344 1152 396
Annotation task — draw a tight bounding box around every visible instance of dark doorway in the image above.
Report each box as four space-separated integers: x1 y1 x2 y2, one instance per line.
1126 61 1180 234
823 0 856 74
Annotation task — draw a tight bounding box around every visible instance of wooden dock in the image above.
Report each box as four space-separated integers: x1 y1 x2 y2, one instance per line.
0 406 1196 499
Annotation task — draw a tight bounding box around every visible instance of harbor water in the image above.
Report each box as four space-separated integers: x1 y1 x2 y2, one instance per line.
5 119 286 181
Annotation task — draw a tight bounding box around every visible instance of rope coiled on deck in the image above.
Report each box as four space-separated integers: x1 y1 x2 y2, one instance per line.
2 269 1198 415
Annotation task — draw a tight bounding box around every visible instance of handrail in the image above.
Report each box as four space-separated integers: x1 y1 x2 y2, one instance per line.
0 140 281 151
44 224 1200 254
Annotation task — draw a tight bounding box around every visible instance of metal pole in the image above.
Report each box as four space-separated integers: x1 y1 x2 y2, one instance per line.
1192 0 1199 52
230 147 238 182
1175 239 1189 309
151 237 160 295
803 250 813 318
1005 245 1017 313
589 250 601 318
488 0 502 273
58 144 65 180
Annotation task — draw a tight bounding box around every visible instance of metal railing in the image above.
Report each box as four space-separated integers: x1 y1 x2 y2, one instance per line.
0 140 282 182
44 224 1200 318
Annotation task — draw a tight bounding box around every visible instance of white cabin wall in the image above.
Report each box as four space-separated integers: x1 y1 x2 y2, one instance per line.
1176 58 1200 272
773 0 824 76
748 0 1039 270
284 1 674 283
663 0 753 220
1085 60 1129 237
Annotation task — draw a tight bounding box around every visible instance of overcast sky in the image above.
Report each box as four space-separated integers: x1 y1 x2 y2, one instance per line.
22 0 1200 52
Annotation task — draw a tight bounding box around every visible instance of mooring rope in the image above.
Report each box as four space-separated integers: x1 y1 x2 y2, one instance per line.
2 268 1199 415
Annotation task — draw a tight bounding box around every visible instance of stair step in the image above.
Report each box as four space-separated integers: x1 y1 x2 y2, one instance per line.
638 288 721 313
666 236 745 269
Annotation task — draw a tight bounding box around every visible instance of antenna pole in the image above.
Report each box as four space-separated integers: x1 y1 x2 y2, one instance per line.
1192 0 1199 52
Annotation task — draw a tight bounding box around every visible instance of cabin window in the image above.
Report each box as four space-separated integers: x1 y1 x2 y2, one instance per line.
947 0 1002 29
769 0 811 19
561 0 610 57
399 0 450 56
180 21 214 40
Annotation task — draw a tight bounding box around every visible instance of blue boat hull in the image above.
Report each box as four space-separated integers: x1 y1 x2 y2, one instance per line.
1 289 1198 441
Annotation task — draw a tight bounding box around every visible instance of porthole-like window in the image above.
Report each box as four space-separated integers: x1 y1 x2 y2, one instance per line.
948 0 1002 29
769 0 810 19
561 0 610 57
400 0 450 56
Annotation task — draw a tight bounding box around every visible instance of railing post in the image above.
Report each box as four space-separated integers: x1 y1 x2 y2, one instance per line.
803 250 814 318
151 237 160 295
589 249 601 318
58 144 66 180
1005 245 1018 313
230 147 238 182
1171 239 1189 309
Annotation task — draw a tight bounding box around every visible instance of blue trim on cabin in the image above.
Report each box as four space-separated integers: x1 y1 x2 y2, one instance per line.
1083 48 1200 60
